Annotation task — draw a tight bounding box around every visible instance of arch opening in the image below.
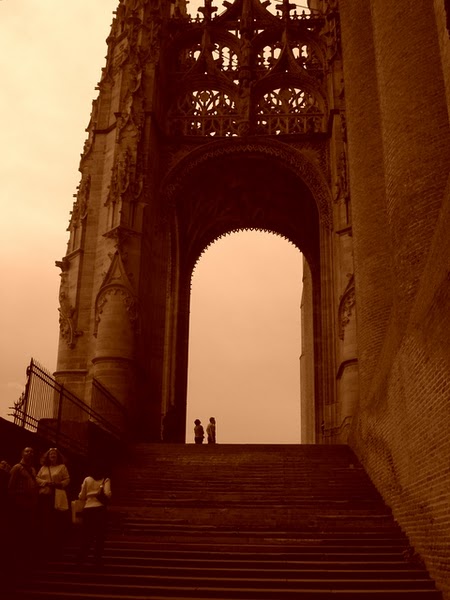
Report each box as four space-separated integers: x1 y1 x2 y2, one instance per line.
186 230 303 444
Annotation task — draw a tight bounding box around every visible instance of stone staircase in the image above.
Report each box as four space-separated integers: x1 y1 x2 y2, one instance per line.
14 443 442 599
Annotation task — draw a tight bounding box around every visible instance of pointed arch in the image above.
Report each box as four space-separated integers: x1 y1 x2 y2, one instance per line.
162 138 332 230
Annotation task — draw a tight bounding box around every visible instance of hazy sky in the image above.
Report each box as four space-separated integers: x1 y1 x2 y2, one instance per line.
0 1 303 444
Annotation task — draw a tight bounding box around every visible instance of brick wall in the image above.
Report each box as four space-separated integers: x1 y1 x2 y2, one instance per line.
340 2 450 596
338 0 394 400
434 0 450 121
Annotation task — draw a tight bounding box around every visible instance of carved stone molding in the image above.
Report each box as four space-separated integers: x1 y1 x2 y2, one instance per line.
338 275 355 341
336 357 358 381
162 138 332 229
107 148 133 206
103 226 141 254
80 99 99 167
94 287 139 338
69 174 91 231
334 148 349 204
58 290 83 349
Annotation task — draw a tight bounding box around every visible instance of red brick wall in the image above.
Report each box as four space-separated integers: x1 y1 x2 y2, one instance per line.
340 2 450 596
338 1 394 400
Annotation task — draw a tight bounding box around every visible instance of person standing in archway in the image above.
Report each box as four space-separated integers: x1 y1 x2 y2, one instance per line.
206 417 216 444
193 419 204 444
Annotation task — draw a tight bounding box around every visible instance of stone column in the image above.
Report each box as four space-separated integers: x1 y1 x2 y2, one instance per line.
300 259 315 443
92 253 138 420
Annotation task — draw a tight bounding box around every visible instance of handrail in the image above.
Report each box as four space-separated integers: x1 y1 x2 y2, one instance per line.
10 358 126 457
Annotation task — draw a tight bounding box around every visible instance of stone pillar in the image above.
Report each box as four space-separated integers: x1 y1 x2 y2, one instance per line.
91 252 138 419
300 259 315 443
336 276 358 442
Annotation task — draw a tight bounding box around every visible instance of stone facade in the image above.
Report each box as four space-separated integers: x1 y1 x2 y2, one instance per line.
54 0 449 594
55 0 353 442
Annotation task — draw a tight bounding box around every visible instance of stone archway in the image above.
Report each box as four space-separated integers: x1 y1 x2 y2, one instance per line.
54 2 353 447
150 139 335 442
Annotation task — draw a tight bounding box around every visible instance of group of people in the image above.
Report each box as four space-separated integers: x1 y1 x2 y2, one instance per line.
0 445 112 584
194 417 216 444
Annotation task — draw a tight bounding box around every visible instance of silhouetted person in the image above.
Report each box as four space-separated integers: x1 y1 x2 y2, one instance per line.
8 447 39 571
36 447 70 555
77 462 112 567
194 419 204 444
206 417 216 444
0 460 11 509
0 460 11 584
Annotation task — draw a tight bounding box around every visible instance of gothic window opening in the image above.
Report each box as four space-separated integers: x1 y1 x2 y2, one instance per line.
266 1 311 18
256 40 324 80
256 44 283 71
292 43 324 77
175 41 238 82
169 89 239 137
212 43 238 75
255 87 324 135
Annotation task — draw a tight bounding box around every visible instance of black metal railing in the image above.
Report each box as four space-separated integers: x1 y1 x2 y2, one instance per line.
10 359 127 456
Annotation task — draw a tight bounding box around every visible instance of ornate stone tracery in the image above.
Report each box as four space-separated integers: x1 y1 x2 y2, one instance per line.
58 287 83 349
170 89 239 136
166 0 327 137
255 87 324 134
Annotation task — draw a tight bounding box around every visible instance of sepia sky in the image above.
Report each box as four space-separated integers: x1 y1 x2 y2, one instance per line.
0 1 303 444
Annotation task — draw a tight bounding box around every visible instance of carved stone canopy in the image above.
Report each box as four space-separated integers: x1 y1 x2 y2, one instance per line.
165 0 328 137
161 139 327 272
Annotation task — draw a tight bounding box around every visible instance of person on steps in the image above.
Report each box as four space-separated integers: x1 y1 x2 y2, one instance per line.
76 462 112 567
206 417 216 444
7 447 39 573
194 419 204 444
36 447 70 555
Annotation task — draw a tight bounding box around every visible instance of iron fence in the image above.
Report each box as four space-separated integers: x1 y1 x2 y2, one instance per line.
10 359 127 457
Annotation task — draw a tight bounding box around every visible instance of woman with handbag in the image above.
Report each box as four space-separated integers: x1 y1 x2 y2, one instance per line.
36 447 70 555
76 462 111 567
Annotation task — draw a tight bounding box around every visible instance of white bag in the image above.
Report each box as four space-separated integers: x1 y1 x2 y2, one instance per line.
54 488 69 511
71 499 85 524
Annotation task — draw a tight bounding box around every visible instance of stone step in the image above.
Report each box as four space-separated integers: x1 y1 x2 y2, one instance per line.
27 570 439 588
13 590 444 600
110 537 407 549
16 578 440 598
49 556 424 572
108 509 397 529
107 526 408 545
12 444 442 599
35 560 431 578
99 549 419 562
